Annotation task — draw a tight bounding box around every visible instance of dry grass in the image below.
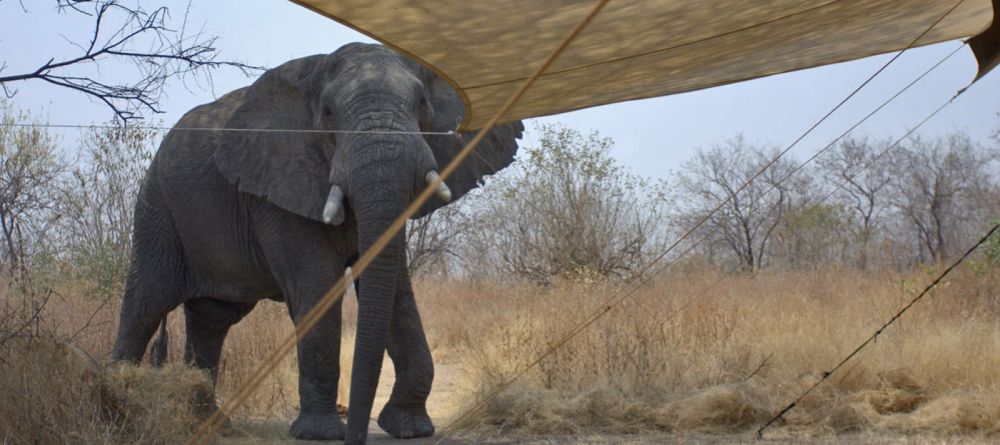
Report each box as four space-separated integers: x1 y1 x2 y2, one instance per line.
2 265 999 443
0 334 213 444
437 267 1000 438
0 284 349 444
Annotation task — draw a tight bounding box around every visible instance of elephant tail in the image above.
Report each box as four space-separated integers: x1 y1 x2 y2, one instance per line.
150 315 169 367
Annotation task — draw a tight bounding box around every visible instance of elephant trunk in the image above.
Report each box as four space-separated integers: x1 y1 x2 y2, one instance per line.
344 138 411 445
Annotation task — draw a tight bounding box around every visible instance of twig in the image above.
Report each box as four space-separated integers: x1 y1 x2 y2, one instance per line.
744 352 773 382
0 0 263 122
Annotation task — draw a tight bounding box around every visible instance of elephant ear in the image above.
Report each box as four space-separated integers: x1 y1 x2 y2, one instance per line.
416 74 524 218
214 56 331 222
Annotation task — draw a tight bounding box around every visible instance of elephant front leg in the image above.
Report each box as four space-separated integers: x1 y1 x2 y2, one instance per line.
287 286 347 441
375 271 435 439
252 203 351 441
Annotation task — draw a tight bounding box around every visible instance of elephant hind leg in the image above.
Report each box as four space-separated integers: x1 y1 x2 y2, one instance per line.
183 297 256 418
111 180 189 363
183 298 256 382
150 318 169 366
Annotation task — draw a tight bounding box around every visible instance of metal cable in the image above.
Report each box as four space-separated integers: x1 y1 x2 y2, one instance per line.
648 78 972 352
630 42 968 326
0 121 456 136
756 219 1000 437
441 36 957 322
439 38 972 441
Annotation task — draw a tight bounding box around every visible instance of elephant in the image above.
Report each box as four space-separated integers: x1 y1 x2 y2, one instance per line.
109 42 523 444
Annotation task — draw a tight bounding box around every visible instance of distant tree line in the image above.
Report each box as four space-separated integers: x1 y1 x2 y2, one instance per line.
410 123 1000 281
668 131 999 272
1 103 998 294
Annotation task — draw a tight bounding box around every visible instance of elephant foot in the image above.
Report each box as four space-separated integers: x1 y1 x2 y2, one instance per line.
191 387 218 418
290 411 346 441
377 403 434 439
189 387 234 430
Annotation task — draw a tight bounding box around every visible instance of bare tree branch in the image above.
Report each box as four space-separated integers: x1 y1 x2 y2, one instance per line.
0 0 263 123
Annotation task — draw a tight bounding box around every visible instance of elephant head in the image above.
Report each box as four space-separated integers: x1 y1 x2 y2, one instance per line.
213 43 522 442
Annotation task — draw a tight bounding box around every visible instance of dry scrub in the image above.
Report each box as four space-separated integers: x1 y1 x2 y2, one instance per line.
429 267 1000 438
3 266 1000 442
0 335 213 444
0 285 352 444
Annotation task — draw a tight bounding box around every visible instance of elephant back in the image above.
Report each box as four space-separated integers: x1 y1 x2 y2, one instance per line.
153 88 250 185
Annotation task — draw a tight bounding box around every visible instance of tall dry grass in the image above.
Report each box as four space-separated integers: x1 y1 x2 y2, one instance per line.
0 283 352 444
434 266 1000 437
0 283 216 444
3 265 999 442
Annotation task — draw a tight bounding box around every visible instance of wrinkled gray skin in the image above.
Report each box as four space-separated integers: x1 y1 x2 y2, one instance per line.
109 43 522 444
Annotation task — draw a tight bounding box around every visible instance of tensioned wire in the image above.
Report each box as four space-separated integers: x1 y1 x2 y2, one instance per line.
620 45 980 437
644 71 973 337
450 35 961 324
184 0 613 443
451 37 964 323
431 1 971 441
468 40 966 294
621 41 969 330
0 122 456 135
757 221 1000 437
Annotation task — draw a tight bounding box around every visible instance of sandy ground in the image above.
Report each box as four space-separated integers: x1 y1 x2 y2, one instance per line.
220 360 475 444
221 423 993 445
216 360 993 445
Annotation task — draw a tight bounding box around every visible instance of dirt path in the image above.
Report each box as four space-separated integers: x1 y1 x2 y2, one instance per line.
218 361 991 445
220 359 477 444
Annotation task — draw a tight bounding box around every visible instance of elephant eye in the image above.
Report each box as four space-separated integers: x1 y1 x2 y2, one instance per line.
322 107 333 117
417 95 433 126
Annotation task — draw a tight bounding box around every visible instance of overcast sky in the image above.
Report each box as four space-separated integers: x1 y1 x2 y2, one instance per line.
2 1 998 181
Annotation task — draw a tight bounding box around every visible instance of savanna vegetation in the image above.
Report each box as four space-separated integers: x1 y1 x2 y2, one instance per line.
1 95 999 444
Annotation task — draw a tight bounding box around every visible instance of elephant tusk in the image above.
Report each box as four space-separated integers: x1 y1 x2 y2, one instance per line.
426 170 452 202
322 185 345 225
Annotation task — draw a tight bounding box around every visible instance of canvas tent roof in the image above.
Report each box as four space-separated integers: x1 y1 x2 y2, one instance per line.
292 0 1000 131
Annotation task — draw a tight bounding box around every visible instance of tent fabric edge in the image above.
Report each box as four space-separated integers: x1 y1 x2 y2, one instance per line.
288 0 999 128
971 0 1000 79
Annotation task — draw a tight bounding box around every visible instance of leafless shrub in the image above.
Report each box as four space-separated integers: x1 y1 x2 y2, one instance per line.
407 203 463 278
456 123 670 283
668 131 999 272
0 100 65 281
889 133 999 264
58 121 157 298
670 135 809 272
816 136 895 269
